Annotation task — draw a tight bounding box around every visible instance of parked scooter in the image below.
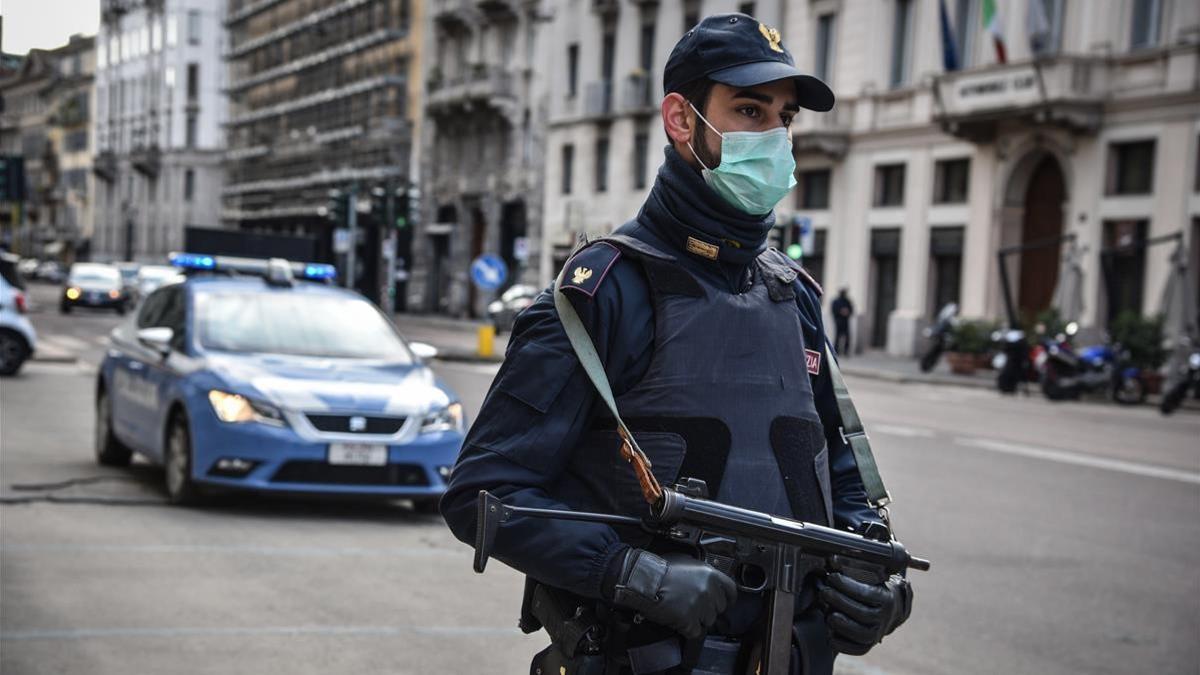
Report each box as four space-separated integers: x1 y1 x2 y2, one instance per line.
919 303 959 372
1160 345 1200 415
1040 333 1146 405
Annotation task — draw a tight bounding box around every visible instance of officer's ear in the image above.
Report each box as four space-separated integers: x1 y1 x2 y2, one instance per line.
662 92 697 147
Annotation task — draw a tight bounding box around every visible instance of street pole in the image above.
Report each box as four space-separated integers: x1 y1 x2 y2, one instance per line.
346 185 358 292
382 178 396 315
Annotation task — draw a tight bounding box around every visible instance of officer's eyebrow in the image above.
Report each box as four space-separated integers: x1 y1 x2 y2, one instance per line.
732 89 801 112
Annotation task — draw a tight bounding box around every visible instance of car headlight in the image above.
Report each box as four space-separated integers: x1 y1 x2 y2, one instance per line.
65 287 81 300
421 402 464 434
207 390 286 426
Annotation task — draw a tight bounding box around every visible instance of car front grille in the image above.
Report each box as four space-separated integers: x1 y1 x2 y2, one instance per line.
304 413 407 435
270 461 429 486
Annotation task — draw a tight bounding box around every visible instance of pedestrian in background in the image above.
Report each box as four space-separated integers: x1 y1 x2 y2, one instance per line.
441 13 912 674
831 287 855 356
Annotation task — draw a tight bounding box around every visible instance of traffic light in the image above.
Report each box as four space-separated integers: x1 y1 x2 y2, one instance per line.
0 156 26 202
322 189 348 225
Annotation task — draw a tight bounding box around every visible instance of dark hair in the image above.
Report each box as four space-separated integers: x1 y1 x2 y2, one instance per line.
671 77 715 116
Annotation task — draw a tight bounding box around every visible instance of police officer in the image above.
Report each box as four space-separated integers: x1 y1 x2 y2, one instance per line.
441 14 912 675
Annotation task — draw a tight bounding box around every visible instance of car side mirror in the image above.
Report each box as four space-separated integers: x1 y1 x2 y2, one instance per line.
137 327 174 356
409 342 438 360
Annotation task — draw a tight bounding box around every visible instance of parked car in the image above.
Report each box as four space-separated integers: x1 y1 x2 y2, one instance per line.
17 258 40 278
116 262 141 300
95 253 464 508
136 265 182 299
487 284 540 334
0 251 37 375
61 263 129 314
35 260 65 283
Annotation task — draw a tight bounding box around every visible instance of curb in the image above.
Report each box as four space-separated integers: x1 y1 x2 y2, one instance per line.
430 347 504 364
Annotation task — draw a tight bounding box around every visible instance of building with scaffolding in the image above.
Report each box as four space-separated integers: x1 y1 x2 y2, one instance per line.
92 0 227 263
222 0 424 307
410 0 547 317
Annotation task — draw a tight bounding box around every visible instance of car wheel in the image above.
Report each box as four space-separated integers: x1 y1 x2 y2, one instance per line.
1111 375 1146 406
95 389 133 466
0 329 30 376
115 302 127 316
60 303 72 314
164 412 202 505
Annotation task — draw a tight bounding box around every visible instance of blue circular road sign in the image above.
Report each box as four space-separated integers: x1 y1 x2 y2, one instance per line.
470 254 508 291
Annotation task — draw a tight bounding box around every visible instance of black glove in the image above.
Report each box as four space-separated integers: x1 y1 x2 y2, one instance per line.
610 549 738 640
816 556 913 656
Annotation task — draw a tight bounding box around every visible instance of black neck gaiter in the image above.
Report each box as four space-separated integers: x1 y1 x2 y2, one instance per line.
638 146 775 268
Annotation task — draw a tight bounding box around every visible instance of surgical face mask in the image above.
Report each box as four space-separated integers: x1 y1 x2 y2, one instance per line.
687 103 798 215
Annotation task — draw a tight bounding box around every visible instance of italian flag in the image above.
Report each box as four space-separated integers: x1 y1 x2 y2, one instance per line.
982 0 1007 63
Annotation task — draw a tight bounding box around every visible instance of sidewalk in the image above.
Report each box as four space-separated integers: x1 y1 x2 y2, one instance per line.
837 350 996 389
393 313 508 363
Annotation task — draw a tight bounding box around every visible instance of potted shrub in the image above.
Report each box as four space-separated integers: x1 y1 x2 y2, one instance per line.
946 319 993 375
1109 311 1167 394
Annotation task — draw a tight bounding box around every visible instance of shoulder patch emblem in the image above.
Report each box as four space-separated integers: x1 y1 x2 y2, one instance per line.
560 242 621 297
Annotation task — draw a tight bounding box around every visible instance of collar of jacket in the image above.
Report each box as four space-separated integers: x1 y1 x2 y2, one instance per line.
638 146 774 268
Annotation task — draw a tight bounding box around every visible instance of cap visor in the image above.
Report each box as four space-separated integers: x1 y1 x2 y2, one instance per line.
708 61 835 112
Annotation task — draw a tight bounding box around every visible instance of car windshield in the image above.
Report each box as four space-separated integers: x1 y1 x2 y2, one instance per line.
195 291 413 362
70 267 120 285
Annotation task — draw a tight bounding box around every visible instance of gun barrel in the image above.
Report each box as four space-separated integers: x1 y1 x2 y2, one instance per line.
653 489 929 574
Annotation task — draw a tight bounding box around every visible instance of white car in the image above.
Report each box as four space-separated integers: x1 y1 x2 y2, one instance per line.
0 251 37 375
135 264 182 299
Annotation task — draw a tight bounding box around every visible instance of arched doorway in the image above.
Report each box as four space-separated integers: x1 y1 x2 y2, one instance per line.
1017 156 1066 322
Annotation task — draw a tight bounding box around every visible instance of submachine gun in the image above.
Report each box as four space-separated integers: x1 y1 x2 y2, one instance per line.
474 476 930 675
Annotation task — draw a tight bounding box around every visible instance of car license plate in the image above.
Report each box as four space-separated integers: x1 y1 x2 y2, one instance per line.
328 443 387 466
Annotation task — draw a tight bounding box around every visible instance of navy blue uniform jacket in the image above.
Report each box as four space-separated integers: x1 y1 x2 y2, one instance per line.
441 151 879 601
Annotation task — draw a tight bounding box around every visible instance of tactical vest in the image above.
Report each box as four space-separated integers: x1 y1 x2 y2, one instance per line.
550 233 834 548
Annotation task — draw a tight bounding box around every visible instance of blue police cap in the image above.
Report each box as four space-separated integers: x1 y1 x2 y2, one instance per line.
664 13 834 112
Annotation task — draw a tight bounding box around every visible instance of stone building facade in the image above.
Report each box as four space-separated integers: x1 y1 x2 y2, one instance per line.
92 0 227 263
411 0 547 317
0 35 97 261
535 0 1200 355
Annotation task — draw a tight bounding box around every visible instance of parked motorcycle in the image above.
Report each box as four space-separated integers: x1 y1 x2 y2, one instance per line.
1040 337 1146 405
919 303 958 372
1160 347 1200 415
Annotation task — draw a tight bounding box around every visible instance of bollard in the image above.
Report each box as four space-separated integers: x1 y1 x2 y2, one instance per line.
477 325 495 359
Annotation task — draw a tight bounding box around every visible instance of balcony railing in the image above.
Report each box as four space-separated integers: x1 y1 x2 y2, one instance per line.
584 81 613 118
620 73 654 113
792 105 851 159
933 56 1107 142
131 145 161 177
92 150 117 183
427 66 516 110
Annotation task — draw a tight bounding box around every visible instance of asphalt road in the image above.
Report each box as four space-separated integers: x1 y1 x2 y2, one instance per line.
2 282 1198 674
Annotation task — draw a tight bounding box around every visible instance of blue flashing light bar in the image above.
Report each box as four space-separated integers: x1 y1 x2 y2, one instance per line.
166 252 337 283
303 264 336 280
170 252 216 270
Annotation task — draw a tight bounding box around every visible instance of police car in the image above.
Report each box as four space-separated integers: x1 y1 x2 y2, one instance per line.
95 253 464 507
